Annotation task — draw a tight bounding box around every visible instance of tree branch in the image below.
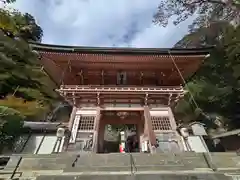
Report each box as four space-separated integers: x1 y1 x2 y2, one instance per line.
207 0 240 9
205 0 227 5
224 40 240 48
185 0 227 6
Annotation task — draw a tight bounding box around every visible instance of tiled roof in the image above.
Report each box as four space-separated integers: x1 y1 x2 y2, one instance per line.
30 42 213 56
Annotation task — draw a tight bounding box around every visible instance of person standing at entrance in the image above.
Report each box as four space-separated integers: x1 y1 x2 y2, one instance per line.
125 136 133 152
132 135 139 152
125 135 139 152
119 131 126 153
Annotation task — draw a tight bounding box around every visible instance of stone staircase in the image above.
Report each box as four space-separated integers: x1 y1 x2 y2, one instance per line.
0 152 240 179
36 173 233 180
62 153 210 172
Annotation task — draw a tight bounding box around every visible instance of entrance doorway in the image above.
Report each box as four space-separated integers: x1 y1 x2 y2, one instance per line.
97 111 144 153
103 124 138 153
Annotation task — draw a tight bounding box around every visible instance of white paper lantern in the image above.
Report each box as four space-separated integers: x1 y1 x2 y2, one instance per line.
56 127 65 138
180 127 189 138
120 131 125 141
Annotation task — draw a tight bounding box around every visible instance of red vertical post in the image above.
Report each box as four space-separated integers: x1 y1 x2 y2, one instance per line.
68 106 77 131
92 107 101 153
143 106 156 152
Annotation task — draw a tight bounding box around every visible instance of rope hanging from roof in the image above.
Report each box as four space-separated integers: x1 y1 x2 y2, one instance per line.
60 59 72 86
168 50 209 119
168 50 199 110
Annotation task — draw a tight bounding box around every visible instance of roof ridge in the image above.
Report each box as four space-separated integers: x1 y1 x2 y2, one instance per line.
29 42 213 55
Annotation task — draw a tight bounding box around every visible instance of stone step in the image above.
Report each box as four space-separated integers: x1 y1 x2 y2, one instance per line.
15 152 240 173
64 153 209 171
35 173 232 180
64 166 199 172
16 152 209 172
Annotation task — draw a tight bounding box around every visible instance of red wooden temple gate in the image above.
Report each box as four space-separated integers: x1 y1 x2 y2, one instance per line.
31 42 210 153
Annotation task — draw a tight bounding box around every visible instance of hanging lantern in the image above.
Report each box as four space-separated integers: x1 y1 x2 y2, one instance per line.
117 112 129 119
56 127 65 138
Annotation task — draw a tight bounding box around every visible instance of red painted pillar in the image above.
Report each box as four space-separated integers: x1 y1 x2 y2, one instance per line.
93 107 101 153
143 106 156 152
68 106 77 131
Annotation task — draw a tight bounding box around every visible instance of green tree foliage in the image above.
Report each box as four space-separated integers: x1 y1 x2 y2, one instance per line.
0 96 48 118
153 0 240 130
174 23 240 129
0 8 59 105
0 106 24 152
153 0 240 29
1 0 16 3
0 5 61 150
0 30 58 103
0 9 43 42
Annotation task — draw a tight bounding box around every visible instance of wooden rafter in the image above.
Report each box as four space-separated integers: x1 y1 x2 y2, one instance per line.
68 59 72 73
97 93 100 105
40 55 79 85
101 70 104 85
31 43 210 86
40 55 203 85
140 71 144 85
144 93 148 105
77 70 84 85
168 93 173 106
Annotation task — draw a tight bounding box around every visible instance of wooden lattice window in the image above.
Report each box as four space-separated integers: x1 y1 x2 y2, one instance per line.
78 116 95 131
151 116 172 130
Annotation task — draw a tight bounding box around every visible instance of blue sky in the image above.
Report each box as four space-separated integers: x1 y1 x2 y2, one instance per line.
6 0 194 47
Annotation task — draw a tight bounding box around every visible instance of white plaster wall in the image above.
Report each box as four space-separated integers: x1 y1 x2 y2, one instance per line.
180 136 188 151
69 115 80 143
38 136 57 154
187 136 208 152
76 110 97 115
150 110 169 116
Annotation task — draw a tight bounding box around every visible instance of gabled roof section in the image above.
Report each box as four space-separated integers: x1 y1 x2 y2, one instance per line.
30 42 213 86
29 42 213 56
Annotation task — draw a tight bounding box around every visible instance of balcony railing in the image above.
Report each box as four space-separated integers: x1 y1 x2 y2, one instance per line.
58 85 185 94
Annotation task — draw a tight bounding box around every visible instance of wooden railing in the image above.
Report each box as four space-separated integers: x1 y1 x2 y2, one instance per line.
59 85 185 94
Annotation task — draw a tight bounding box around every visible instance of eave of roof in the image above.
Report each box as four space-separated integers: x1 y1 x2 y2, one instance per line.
211 129 240 139
189 122 206 127
29 42 213 56
23 121 68 131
